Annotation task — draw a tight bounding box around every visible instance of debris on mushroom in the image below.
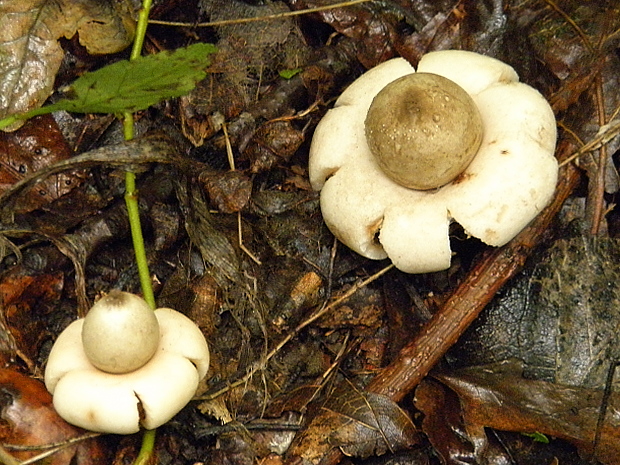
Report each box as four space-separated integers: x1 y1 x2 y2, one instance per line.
309 50 558 273
44 290 210 434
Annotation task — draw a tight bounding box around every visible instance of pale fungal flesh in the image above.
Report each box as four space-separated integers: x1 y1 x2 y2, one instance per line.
309 50 558 273
45 295 210 434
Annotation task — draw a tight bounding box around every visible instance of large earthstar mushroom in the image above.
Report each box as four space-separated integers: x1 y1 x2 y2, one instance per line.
309 50 558 273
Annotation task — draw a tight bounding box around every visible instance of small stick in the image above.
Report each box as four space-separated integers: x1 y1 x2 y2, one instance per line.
148 0 374 28
238 212 262 265
0 445 21 465
222 123 235 171
221 122 262 265
587 74 609 236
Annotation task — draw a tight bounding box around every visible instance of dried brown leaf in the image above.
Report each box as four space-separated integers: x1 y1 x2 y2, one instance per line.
245 121 305 173
1 268 64 364
0 368 107 465
287 379 418 464
291 0 399 68
0 132 182 215
0 0 135 128
326 380 419 458
200 170 253 214
0 115 85 212
414 378 476 464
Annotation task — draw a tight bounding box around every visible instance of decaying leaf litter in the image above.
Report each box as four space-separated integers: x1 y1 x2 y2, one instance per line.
0 0 619 464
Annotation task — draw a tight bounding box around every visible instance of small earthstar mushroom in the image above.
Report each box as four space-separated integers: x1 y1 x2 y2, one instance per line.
309 50 558 273
44 290 210 434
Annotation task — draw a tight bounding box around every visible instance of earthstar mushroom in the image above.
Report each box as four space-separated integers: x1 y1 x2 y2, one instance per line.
45 290 210 434
309 50 558 273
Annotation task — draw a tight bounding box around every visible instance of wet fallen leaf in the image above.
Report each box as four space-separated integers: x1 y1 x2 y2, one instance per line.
413 377 476 464
418 361 620 465
326 380 418 458
452 236 620 389
0 0 135 128
289 0 399 68
0 132 184 217
0 267 64 365
394 8 462 64
0 368 107 465
414 376 587 465
287 379 418 463
0 115 84 212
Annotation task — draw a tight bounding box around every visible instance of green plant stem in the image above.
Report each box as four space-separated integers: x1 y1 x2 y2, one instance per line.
132 429 157 465
123 110 135 140
124 169 156 309
0 105 53 129
124 2 157 463
0 114 21 130
122 107 155 310
122 0 156 310
131 0 153 60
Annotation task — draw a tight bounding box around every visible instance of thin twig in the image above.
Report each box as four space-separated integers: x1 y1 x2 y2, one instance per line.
589 73 609 235
592 361 620 459
304 331 356 407
4 433 101 452
3 432 102 465
559 118 620 167
0 445 21 465
222 123 235 171
221 121 262 265
238 212 262 265
20 446 67 465
148 0 374 28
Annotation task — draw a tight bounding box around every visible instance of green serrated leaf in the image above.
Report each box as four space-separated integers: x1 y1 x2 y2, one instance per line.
0 43 216 130
59 42 216 114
